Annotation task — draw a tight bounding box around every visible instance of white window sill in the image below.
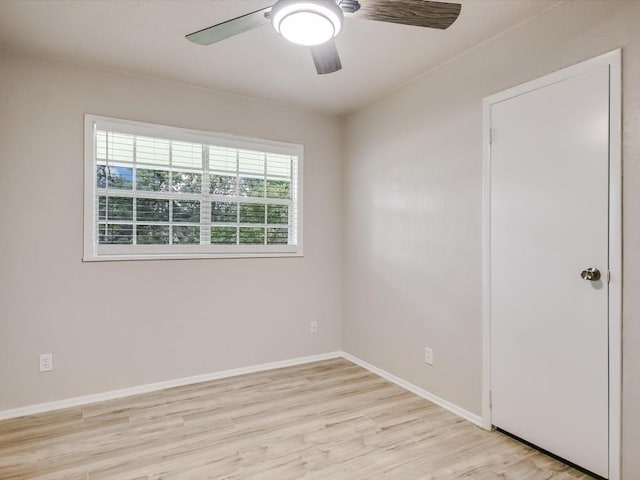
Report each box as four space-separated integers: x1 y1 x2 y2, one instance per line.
83 251 304 262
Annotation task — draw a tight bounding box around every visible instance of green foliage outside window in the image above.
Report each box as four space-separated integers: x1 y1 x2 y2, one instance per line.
211 202 238 223
137 168 169 192
94 129 296 250
137 225 169 245
173 201 200 223
239 177 265 197
99 196 133 221
173 226 200 244
239 227 265 245
172 172 202 193
266 180 290 199
267 228 288 245
99 224 133 244
239 204 265 224
267 205 288 224
211 175 236 195
137 199 169 222
212 226 238 245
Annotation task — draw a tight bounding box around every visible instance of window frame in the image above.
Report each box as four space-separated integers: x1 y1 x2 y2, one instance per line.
83 114 304 262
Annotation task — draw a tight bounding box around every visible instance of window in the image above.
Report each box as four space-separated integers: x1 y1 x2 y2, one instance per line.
84 115 303 261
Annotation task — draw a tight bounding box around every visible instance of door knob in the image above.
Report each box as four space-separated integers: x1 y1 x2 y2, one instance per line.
580 267 601 281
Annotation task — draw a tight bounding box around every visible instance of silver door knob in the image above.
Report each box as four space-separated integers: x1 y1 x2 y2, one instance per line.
580 268 601 281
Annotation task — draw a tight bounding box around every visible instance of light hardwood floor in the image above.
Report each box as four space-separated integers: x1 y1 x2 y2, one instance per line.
0 358 594 480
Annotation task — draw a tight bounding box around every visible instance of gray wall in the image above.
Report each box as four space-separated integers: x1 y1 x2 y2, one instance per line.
342 1 639 478
0 50 343 410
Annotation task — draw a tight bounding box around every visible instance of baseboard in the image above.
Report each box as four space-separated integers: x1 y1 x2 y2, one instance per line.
0 351 342 421
340 352 484 427
0 350 483 428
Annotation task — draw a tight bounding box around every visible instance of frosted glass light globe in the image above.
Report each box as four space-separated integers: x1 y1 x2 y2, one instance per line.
272 1 344 46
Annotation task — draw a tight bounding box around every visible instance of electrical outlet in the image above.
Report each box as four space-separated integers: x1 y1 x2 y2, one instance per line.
310 321 318 334
39 353 53 372
424 347 433 366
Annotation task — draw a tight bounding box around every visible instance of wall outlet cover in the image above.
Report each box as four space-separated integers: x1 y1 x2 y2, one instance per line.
424 347 433 366
39 353 53 372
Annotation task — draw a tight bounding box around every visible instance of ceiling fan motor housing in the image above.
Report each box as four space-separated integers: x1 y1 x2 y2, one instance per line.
271 0 345 46
338 0 361 14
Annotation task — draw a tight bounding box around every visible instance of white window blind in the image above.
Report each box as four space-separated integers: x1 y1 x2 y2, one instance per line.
84 115 303 261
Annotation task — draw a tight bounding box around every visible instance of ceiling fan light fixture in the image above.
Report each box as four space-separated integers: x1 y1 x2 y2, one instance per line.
271 1 344 46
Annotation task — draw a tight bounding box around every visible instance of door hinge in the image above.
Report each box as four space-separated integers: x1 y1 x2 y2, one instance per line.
489 390 492 409
489 128 494 145
608 270 611 283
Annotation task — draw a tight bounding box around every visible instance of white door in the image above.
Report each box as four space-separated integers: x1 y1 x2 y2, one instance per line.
490 65 610 477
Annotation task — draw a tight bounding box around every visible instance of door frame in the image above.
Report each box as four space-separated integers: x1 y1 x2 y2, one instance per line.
482 49 622 480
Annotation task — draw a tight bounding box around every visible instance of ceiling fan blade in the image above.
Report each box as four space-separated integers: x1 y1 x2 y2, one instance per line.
344 0 461 30
186 6 273 46
311 39 343 75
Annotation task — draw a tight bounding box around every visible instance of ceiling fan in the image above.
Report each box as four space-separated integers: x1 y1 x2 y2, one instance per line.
186 0 462 75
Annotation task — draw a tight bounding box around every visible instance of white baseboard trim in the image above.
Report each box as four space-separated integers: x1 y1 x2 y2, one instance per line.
0 351 342 421
0 350 482 428
340 352 484 428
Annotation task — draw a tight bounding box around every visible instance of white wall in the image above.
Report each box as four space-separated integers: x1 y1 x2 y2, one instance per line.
343 1 640 478
0 49 343 410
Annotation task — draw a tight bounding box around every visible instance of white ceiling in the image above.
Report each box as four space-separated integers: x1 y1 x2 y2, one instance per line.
0 0 559 115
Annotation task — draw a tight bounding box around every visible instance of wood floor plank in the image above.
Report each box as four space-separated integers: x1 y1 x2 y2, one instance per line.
0 359 595 479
